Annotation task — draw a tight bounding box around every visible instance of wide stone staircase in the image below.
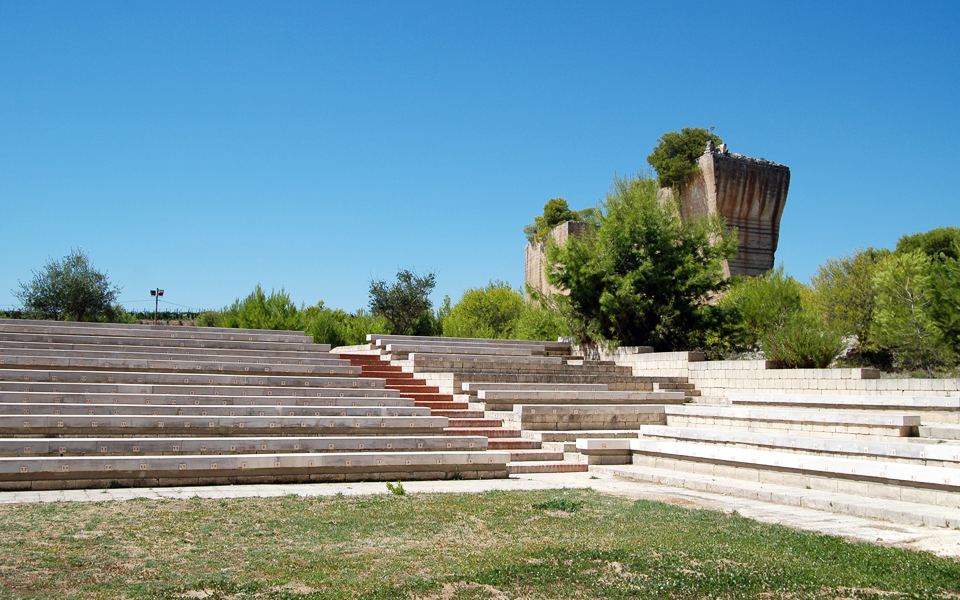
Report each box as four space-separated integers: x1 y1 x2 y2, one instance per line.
333 334 692 475
0 320 509 490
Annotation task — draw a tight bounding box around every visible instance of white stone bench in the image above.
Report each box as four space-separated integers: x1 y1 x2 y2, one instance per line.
476 389 684 409
0 450 511 490
0 341 338 360
0 346 348 366
368 334 568 351
0 321 312 344
730 392 960 411
0 331 325 353
664 405 921 438
462 382 609 395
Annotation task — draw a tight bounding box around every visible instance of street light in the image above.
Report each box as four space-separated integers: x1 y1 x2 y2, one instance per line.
150 289 164 325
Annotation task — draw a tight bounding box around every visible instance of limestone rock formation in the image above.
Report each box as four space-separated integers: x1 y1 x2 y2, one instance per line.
523 145 790 297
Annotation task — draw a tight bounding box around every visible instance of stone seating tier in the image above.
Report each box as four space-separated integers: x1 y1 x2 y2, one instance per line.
637 425 960 467
500 405 667 431
0 435 488 456
0 414 449 436
397 359 631 375
0 368 383 390
0 346 350 366
2 403 430 417
0 383 400 398
1 392 411 406
0 356 360 376
405 353 563 365
729 393 960 423
1 341 340 360
0 331 328 353
0 320 312 344
462 382 610 394
367 334 570 352
577 438 960 509
0 450 510 491
664 405 920 439
475 390 684 410
0 318 309 338
419 372 658 395
384 344 538 357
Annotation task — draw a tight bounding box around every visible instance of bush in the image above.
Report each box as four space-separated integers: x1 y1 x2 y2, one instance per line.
195 311 220 327
218 285 304 331
523 198 597 244
512 302 570 341
761 308 844 368
303 306 389 347
721 266 804 349
443 281 525 339
369 269 436 335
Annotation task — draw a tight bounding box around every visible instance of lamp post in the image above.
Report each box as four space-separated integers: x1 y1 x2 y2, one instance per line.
150 289 164 325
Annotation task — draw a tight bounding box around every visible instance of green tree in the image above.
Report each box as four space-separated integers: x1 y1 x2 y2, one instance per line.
646 127 723 189
524 198 598 243
546 173 737 349
809 247 890 356
873 251 947 372
895 227 960 262
368 269 436 335
304 306 389 347
442 281 525 339
929 243 960 357
761 306 845 369
14 249 121 322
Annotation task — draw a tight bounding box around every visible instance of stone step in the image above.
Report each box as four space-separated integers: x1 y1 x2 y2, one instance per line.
0 391 413 407
919 424 960 440
0 435 490 456
408 353 563 365
0 339 332 360
1 403 432 418
731 393 960 410
664 405 921 439
0 450 510 491
508 449 564 462
579 439 960 507
446 418 503 428
638 425 960 467
381 379 425 388
0 355 360 377
477 391 685 410
0 368 383 390
520 430 640 443
507 461 588 474
488 438 541 450
0 414 449 436
429 409 484 418
400 392 450 402
367 334 569 352
415 401 468 410
444 427 520 438
590 464 960 529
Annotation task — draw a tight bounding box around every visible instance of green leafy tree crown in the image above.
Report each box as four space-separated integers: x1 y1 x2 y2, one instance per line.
14 249 121 322
368 269 437 336
646 127 723 189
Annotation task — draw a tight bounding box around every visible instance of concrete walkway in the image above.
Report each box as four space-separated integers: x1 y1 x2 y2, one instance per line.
2 471 959 560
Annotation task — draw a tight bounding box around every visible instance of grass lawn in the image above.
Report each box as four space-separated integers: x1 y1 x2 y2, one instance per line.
0 488 958 599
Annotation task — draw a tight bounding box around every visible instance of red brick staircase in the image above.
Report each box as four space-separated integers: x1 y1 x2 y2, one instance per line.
340 354 587 474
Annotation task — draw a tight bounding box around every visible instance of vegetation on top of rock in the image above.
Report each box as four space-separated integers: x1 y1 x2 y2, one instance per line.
523 198 597 243
646 127 723 189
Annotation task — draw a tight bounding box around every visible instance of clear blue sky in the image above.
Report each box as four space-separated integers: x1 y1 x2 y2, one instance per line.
2 1 958 314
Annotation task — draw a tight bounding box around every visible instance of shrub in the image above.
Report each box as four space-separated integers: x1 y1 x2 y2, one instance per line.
512 302 570 341
721 266 804 349
443 281 524 339
761 308 844 369
303 306 390 347
195 311 220 327
523 198 598 244
14 249 121 322
369 269 436 335
218 285 303 331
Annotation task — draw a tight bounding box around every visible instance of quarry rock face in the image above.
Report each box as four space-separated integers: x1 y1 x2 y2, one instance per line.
523 145 790 296
679 143 790 277
524 221 589 299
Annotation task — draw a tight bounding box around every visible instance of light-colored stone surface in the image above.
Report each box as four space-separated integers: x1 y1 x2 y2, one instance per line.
524 221 590 299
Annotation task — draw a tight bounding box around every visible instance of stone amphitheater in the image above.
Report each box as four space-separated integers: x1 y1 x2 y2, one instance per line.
2 319 960 534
